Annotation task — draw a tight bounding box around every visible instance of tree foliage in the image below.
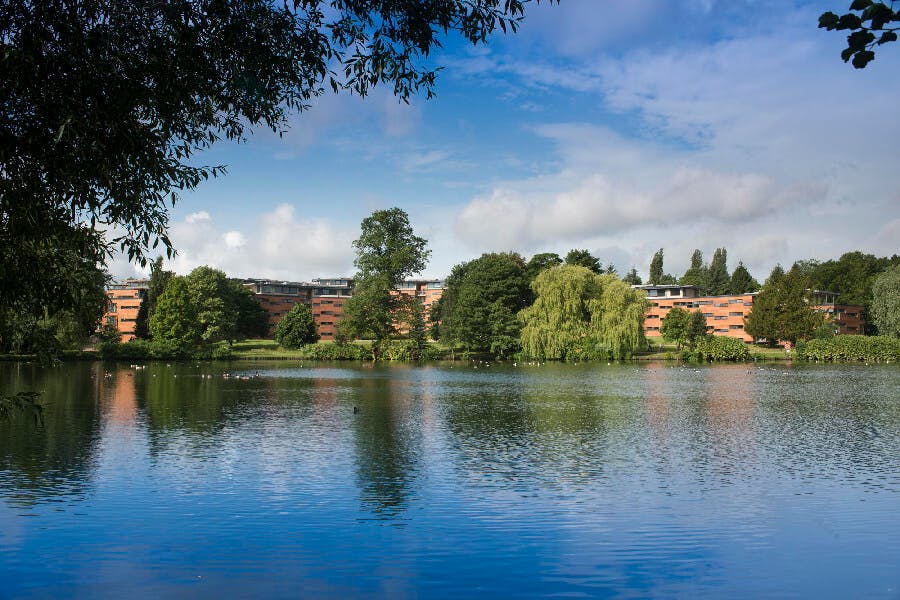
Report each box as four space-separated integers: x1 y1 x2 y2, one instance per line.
660 307 707 350
793 251 899 333
622 267 643 285
820 2 899 68
649 248 664 285
274 303 319 349
519 265 648 360
148 266 267 347
705 247 730 295
870 264 900 337
679 249 706 287
341 208 430 356
564 249 602 273
1 0 549 326
439 252 530 354
728 261 760 294
134 257 174 339
526 252 563 281
744 266 825 345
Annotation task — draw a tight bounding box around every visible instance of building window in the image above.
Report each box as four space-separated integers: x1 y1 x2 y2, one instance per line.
729 312 743 317
108 303 117 313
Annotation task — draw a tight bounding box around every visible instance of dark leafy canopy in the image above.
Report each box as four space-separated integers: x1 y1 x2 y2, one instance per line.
564 249 602 273
439 252 530 354
793 251 899 333
1 1 550 319
342 208 430 354
622 267 642 285
148 266 268 346
820 1 899 68
526 252 563 281
728 261 760 294
744 265 824 345
274 303 318 348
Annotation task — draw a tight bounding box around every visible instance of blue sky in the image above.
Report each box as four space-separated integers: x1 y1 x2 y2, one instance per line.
110 0 900 283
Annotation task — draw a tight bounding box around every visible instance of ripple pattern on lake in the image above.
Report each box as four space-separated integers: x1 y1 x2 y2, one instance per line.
1 361 899 598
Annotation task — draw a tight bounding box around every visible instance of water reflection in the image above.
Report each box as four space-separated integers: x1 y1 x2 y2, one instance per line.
352 372 422 519
0 362 898 597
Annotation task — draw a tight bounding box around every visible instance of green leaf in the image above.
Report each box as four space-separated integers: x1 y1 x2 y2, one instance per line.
852 49 876 67
849 0 873 10
819 11 841 29
876 30 898 44
838 13 863 29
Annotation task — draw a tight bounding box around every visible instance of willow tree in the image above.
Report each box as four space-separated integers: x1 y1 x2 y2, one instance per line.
519 265 648 360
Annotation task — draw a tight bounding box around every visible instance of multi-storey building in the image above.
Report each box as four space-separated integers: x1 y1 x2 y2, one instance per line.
635 284 865 343
393 279 446 332
102 279 149 342
309 278 353 340
242 279 313 333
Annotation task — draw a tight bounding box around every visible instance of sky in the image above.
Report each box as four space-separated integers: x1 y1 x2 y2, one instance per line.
108 0 900 284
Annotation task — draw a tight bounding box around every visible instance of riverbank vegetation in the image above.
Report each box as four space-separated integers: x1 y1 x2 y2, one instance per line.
797 335 900 363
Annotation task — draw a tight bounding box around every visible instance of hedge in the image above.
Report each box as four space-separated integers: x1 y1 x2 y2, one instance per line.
797 335 900 362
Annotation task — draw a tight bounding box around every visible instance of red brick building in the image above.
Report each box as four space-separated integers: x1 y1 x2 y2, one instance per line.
102 279 149 342
634 284 865 343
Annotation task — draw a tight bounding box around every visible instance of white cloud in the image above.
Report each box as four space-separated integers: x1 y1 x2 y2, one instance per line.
163 204 355 280
185 211 211 224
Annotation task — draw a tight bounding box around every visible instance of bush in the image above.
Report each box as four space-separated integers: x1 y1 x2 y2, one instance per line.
693 336 751 362
274 304 319 349
797 335 900 362
98 339 222 361
562 337 614 362
297 342 371 361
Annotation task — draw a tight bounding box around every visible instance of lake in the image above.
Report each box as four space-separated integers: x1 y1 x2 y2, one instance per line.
1 361 898 598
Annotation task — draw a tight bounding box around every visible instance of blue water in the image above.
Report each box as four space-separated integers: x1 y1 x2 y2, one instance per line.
1 361 898 598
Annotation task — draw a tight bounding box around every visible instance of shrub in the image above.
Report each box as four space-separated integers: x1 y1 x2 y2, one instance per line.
693 336 751 362
797 335 900 362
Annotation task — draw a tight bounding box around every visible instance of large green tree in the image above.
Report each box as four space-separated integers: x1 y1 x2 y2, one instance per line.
341 208 430 357
526 252 563 281
745 266 824 346
274 303 319 349
649 248 665 285
870 264 900 337
564 249 602 273
148 266 267 346
794 251 899 333
820 2 899 68
439 252 530 355
679 249 706 287
660 307 706 350
728 261 760 294
705 247 730 295
519 265 648 360
622 267 643 285
2 0 549 328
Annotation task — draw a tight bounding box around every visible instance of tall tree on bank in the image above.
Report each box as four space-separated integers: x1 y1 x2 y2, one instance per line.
274 303 319 349
745 266 824 346
564 249 602 273
706 247 731 295
149 266 268 347
680 249 707 287
870 265 900 337
649 249 665 285
134 257 174 339
728 261 761 294
2 0 551 331
341 208 430 358
519 265 648 360
439 253 530 356
660 307 707 350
